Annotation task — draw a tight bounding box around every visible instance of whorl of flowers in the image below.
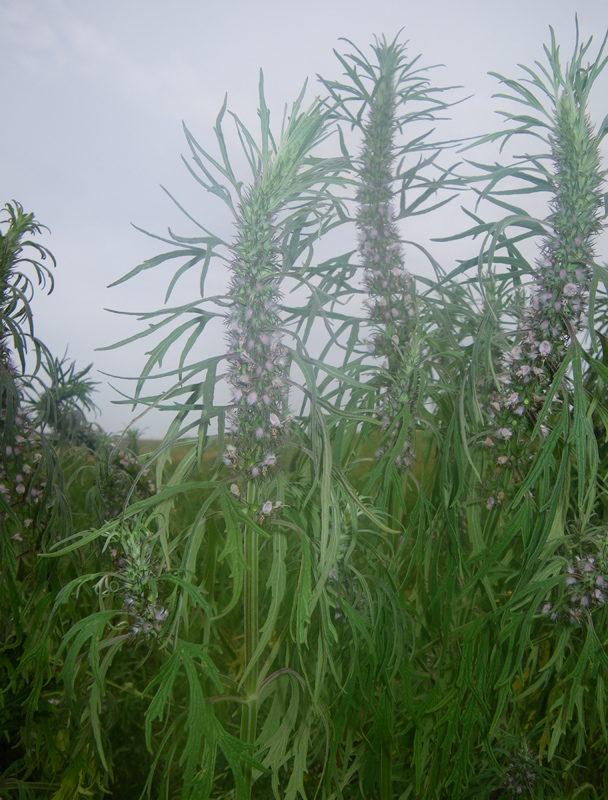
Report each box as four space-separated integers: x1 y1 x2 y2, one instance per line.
223 193 290 486
95 437 156 521
541 544 608 625
221 101 328 507
482 81 604 483
528 87 604 361
501 744 539 797
0 398 48 544
356 40 420 466
114 527 168 642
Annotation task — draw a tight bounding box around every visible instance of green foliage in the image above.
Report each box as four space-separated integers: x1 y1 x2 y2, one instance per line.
26 354 100 448
2 21 608 800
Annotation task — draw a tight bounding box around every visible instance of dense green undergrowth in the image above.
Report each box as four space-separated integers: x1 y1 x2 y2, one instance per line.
2 22 608 800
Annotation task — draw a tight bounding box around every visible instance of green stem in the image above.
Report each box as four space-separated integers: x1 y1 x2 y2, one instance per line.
379 481 399 800
380 733 393 800
241 482 259 798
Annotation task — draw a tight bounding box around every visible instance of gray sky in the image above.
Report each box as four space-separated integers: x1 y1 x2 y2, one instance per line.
2 0 608 439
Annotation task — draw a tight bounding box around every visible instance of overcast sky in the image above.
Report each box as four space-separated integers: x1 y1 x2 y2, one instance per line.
2 0 608 439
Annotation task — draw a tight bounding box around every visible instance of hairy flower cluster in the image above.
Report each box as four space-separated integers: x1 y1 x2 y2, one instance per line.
502 745 539 797
479 372 553 508
95 438 156 521
114 529 168 642
356 50 421 467
0 404 47 535
222 189 291 500
541 553 607 625
527 89 603 361
229 483 283 524
481 87 604 479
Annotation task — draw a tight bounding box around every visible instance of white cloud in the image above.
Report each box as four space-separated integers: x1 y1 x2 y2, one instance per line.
1 0 215 124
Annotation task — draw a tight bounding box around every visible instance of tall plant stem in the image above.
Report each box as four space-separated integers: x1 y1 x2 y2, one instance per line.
379 480 401 800
380 735 392 800
241 481 259 798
